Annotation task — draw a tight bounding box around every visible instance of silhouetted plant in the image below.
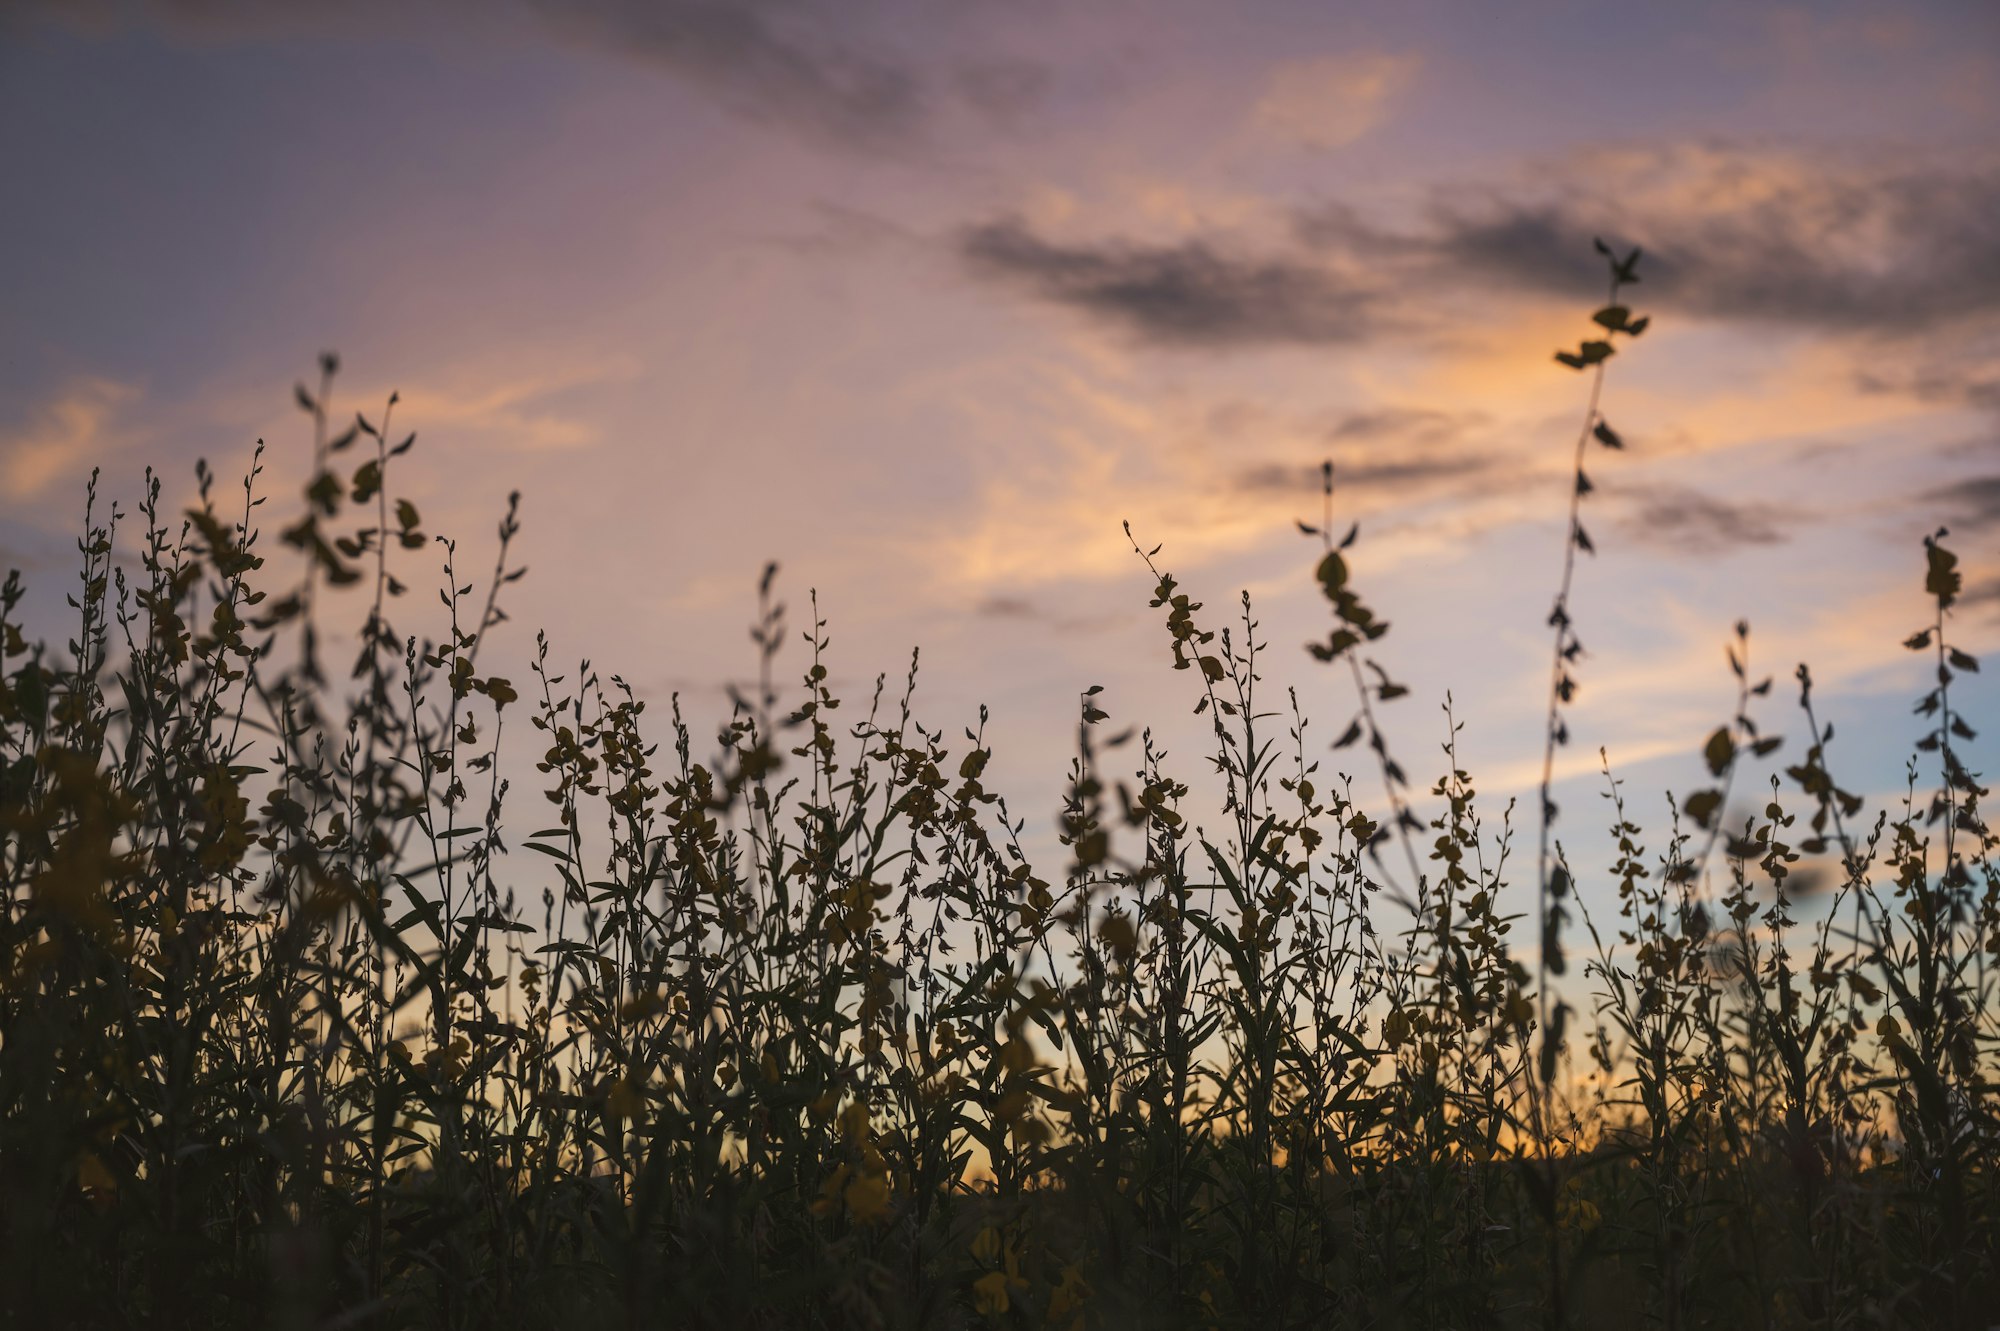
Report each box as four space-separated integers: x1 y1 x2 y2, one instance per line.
0 245 1993 1331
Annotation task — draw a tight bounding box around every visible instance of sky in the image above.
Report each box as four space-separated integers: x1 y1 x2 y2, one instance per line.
2 0 1997 924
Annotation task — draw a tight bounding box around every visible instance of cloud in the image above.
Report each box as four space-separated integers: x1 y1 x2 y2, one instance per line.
957 217 1379 349
413 346 643 454
1250 52 1419 151
1235 453 1491 499
1225 407 1508 513
1299 145 2000 333
14 0 937 148
1925 474 2000 529
1963 574 2000 612
977 594 1036 618
1326 406 1486 447
1617 485 1792 554
1854 366 2000 415
961 146 2000 352
952 57 1052 128
528 0 927 147
0 378 138 501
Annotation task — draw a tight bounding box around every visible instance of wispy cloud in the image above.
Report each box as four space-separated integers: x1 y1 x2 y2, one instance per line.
1926 474 2000 529
1963 574 2000 614
1299 144 2000 333
960 145 2000 356
16 0 948 149
0 377 138 501
528 0 928 147
1235 454 1494 501
1325 406 1488 446
1250 52 1419 151
977 594 1036 618
1616 484 1794 554
957 217 1379 349
389 354 637 456
951 56 1052 128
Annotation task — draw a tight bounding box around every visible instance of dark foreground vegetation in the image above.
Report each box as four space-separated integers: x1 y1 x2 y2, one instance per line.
1 250 1994 1329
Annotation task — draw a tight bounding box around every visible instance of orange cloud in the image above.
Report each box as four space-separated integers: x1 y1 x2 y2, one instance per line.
0 377 138 502
1251 52 1420 151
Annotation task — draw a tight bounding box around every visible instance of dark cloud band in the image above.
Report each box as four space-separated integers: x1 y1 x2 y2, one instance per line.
958 217 1379 349
1302 153 2000 332
1617 485 1792 554
965 150 2000 348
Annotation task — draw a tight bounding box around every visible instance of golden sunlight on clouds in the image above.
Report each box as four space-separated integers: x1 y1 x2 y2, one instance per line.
1387 301 1593 408
0 377 137 503
1548 141 1840 214
930 366 1272 590
379 350 640 456
1118 178 1274 235
1401 305 1944 476
1621 339 1950 460
1250 51 1420 151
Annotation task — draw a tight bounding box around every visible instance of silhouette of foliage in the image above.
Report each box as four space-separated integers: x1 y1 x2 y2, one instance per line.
0 248 1994 1330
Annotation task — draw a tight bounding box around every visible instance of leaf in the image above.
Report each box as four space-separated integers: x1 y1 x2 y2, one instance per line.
1199 655 1225 683
1903 630 1932 651
1308 629 1360 662
306 471 341 517
1684 788 1723 830
1592 305 1631 332
1925 535 1960 609
1947 647 1978 673
1555 351 1587 371
351 459 383 504
1703 727 1735 777
1315 551 1349 598
1593 421 1624 449
1332 720 1363 749
1075 829 1108 868
1539 1004 1568 1085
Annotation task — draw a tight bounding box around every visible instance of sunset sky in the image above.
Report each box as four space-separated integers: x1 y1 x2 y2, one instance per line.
3 0 1995 906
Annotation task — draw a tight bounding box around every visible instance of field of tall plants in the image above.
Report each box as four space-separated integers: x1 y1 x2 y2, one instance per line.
1 246 1994 1329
